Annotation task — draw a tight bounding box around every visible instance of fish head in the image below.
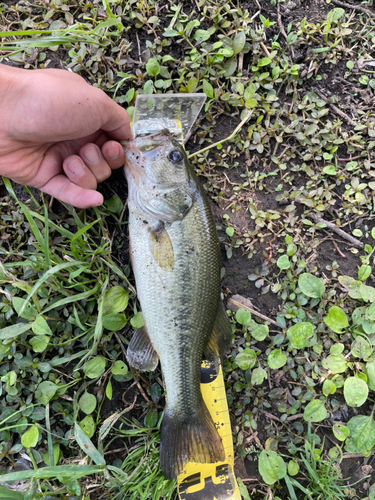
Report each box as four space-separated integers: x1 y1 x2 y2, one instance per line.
122 129 190 188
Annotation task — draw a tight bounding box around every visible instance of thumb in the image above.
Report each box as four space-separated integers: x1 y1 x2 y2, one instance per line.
96 89 132 141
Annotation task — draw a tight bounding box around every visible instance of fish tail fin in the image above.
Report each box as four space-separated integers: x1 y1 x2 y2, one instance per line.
160 399 225 479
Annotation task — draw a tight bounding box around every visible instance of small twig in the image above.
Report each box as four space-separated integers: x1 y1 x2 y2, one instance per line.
338 155 363 161
331 0 375 19
188 110 253 160
228 297 279 327
262 411 282 423
115 332 127 361
259 40 270 57
310 214 363 248
277 3 288 40
136 378 149 402
135 31 142 62
315 90 357 127
286 413 303 421
238 51 244 72
343 450 375 459
188 110 253 159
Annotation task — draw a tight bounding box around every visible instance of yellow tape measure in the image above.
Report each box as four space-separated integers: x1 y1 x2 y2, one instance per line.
177 359 241 500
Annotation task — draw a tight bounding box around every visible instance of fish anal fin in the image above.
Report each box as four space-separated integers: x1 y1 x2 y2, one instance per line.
204 301 233 362
160 399 225 479
127 324 159 372
149 227 174 271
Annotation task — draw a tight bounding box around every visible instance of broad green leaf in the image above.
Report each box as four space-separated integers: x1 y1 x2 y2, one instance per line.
277 254 290 270
144 409 158 428
366 357 375 391
351 336 372 360
332 424 350 441
29 335 49 352
287 322 314 349
21 425 39 448
202 79 213 98
345 415 375 454
237 478 251 500
235 349 257 370
305 123 317 136
323 165 336 175
74 422 105 464
83 356 106 379
258 57 271 66
322 353 347 373
112 360 128 376
0 322 31 340
360 284 375 302
35 381 58 405
236 308 251 326
130 312 144 328
267 350 287 369
32 316 51 336
223 57 237 77
324 306 348 333
322 379 336 396
303 399 327 422
79 415 96 439
298 273 325 298
187 77 198 93
102 286 129 315
106 379 112 400
251 367 267 385
143 80 153 94
330 343 344 354
66 479 81 496
244 83 256 101
194 29 212 42
145 57 160 77
328 7 345 22
233 31 246 55
102 313 127 331
343 377 368 407
258 450 286 485
288 460 299 476
12 297 37 320
359 265 371 281
42 443 60 466
79 392 97 415
250 320 268 341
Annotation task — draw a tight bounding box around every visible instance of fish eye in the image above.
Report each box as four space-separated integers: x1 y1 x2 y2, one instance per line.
168 150 183 163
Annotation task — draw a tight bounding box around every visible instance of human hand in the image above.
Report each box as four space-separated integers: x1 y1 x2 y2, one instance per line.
0 64 131 208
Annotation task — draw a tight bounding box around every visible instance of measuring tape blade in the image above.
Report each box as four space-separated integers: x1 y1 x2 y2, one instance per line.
177 358 241 500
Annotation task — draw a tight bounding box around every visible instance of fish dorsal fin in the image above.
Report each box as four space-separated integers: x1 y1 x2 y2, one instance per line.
127 324 159 372
149 227 174 270
204 301 233 362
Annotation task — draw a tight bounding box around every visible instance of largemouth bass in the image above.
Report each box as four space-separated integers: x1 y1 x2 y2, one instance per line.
123 130 232 480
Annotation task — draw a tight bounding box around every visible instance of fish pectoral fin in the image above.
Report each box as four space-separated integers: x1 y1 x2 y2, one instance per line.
204 301 233 362
127 324 159 372
160 399 225 479
149 226 174 271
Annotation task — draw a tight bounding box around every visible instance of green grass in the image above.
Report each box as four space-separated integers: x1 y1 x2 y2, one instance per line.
1 0 375 498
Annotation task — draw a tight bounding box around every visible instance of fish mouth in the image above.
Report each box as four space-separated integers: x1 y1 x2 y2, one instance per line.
122 129 171 172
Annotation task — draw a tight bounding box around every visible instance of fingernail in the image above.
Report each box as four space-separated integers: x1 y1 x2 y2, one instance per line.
82 146 100 163
107 143 120 160
67 159 84 177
